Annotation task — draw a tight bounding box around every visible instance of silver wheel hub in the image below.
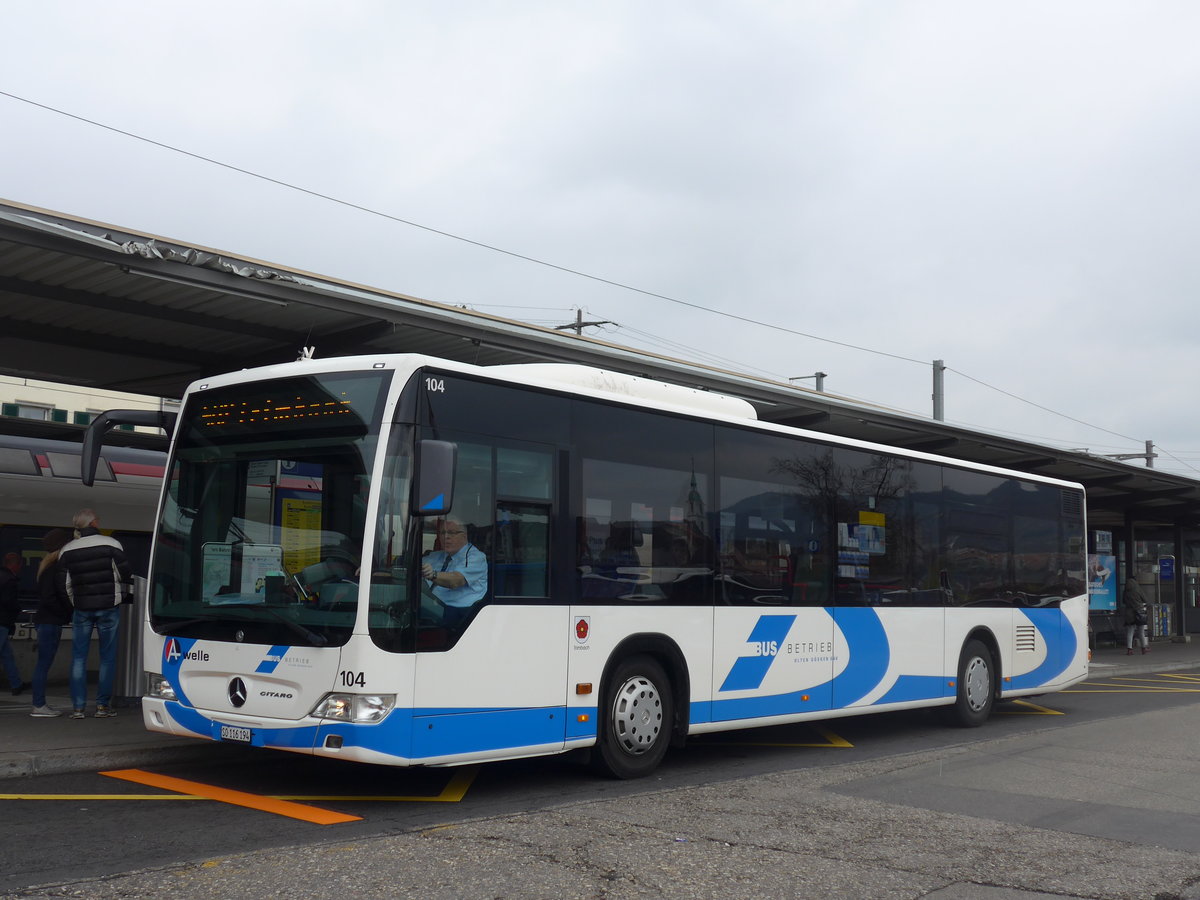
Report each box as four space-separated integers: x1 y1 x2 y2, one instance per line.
612 674 663 756
963 655 990 711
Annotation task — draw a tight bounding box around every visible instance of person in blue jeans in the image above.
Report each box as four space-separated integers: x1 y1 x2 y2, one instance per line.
30 529 73 717
57 509 133 719
0 551 27 696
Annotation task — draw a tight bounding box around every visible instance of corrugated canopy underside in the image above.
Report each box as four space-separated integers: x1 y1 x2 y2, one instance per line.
1 198 1196 530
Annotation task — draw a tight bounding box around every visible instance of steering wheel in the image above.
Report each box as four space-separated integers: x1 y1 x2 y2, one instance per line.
418 577 448 624
384 601 412 628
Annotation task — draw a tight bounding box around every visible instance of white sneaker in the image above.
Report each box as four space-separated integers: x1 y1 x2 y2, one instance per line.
30 705 62 717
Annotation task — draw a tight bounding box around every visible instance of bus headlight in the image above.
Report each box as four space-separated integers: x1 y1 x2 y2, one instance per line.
146 672 177 701
311 693 396 724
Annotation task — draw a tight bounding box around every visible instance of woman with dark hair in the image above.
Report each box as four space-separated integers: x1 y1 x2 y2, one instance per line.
30 528 72 717
1122 576 1151 657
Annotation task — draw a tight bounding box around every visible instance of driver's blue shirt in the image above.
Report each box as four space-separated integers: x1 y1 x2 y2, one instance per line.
424 543 488 608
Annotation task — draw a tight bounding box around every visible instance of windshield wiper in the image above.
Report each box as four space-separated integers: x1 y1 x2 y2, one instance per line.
155 617 214 633
219 604 329 647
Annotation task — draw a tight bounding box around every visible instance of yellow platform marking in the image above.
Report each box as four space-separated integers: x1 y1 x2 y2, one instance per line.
101 769 362 824
277 766 480 803
1066 673 1200 693
704 725 853 748
996 699 1064 715
0 766 479 805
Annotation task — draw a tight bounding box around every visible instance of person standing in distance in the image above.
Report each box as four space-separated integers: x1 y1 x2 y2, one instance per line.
58 509 133 718
0 551 28 696
1122 576 1151 656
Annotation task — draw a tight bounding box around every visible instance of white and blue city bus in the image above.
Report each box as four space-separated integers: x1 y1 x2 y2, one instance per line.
85 354 1089 778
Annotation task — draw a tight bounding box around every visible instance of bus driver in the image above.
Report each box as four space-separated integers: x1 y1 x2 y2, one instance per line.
421 517 488 625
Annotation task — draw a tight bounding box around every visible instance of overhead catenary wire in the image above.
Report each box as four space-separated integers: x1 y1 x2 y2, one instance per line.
1 90 1191 474
0 89 927 369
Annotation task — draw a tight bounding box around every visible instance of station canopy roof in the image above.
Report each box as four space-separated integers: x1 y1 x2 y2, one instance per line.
2 197 1197 532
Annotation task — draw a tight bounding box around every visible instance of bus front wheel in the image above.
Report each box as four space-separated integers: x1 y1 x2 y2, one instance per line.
950 639 995 727
592 655 673 779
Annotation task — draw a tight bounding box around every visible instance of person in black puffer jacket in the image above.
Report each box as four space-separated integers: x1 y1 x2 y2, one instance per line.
58 509 133 719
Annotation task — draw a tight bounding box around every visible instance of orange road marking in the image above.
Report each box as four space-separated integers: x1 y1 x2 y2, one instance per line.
0 794 199 801
101 769 361 824
1 766 480 805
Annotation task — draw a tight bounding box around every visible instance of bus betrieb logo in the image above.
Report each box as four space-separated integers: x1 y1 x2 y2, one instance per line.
719 615 796 692
575 617 590 643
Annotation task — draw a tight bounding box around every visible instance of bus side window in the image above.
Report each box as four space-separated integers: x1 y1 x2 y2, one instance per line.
715 426 832 607
573 401 714 607
492 446 553 600
492 501 550 598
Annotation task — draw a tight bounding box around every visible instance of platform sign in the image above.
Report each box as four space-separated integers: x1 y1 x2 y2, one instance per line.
1160 556 1176 581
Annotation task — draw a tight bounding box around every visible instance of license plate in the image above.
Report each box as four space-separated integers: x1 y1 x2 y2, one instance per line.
220 725 252 743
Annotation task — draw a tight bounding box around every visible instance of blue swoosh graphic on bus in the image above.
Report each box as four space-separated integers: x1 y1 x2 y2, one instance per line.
710 608 891 721
828 607 890 706
255 645 291 674
719 615 797 692
161 636 199 708
1006 608 1075 690
160 608 1078 763
165 701 570 761
875 674 946 705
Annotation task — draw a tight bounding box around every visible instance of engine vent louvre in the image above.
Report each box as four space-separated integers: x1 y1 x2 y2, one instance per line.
1015 625 1038 653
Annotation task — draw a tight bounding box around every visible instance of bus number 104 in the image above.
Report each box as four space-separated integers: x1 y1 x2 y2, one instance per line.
339 670 366 687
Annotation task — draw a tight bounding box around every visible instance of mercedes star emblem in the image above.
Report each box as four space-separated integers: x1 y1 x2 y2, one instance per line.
228 677 247 708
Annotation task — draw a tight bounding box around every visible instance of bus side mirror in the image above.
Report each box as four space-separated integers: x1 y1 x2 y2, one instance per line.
82 409 177 486
414 440 456 516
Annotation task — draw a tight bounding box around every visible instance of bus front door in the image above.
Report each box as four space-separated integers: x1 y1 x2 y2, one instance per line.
409 605 569 763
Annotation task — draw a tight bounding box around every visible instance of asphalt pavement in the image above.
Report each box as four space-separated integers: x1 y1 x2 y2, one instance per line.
6 638 1200 899
1 637 1195 780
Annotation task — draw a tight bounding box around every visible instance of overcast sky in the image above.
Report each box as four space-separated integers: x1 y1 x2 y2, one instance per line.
3 2 1199 474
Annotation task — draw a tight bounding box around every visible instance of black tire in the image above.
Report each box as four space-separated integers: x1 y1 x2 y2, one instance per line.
591 655 673 779
950 638 995 727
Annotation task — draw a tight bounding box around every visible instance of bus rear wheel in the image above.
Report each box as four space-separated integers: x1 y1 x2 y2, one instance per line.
950 638 995 727
592 655 673 779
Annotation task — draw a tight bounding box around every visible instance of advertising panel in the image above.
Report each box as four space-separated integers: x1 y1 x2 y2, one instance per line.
1088 553 1117 611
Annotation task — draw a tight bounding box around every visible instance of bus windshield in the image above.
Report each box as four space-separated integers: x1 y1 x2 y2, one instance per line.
149 370 389 646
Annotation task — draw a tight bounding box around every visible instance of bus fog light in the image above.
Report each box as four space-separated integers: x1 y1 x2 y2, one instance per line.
311 693 395 723
146 672 176 701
